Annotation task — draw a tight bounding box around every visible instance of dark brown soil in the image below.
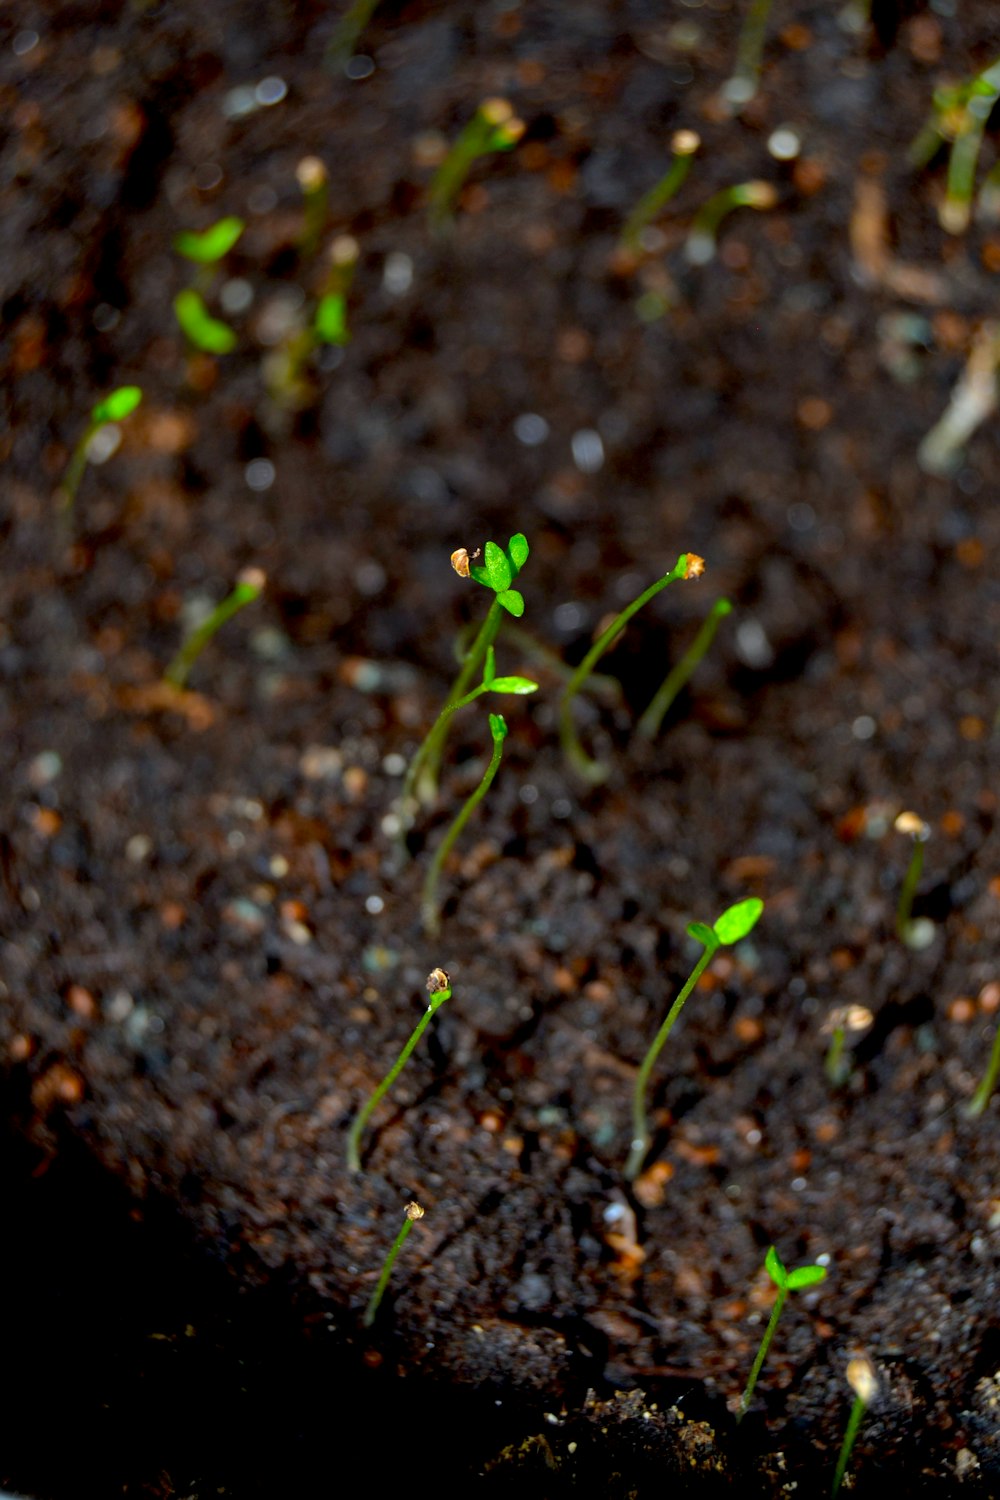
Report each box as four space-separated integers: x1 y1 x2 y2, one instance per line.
4 1 1000 1494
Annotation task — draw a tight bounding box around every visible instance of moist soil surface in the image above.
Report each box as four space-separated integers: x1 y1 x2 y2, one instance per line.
4 1 1000 1495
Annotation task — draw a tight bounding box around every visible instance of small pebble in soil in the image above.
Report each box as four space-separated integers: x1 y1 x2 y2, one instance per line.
514 412 549 446
768 126 802 161
382 252 413 296
27 751 62 788
245 458 275 492
571 428 604 473
255 76 287 106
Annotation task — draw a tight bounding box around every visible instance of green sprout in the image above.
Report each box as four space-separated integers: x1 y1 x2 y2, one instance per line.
428 98 525 230
894 811 933 948
684 181 778 266
625 897 763 1182
637 596 732 741
327 0 381 69
266 235 359 409
363 1200 425 1329
719 0 774 113
296 156 329 260
347 969 453 1174
910 56 1000 235
58 385 143 513
823 1005 874 1089
173 216 244 353
421 712 509 937
831 1355 878 1496
621 130 701 255
737 1246 828 1423
560 552 701 786
163 567 265 690
967 1011 1000 1118
403 535 530 813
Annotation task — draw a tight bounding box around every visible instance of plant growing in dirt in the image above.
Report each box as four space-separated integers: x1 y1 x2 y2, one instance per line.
625 896 763 1181
402 534 531 814
296 156 329 260
719 0 773 112
620 129 701 255
58 385 143 513
428 98 525 230
967 1010 1000 1117
831 1353 877 1496
910 55 1000 234
737 1245 827 1422
637 595 732 740
265 233 359 410
822 1004 874 1089
173 215 245 354
894 810 932 948
363 1200 425 1329
560 552 703 785
684 181 778 266
347 968 453 1173
421 712 511 937
163 567 265 690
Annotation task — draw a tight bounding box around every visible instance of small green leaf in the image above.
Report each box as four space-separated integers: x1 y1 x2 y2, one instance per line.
764 1246 787 1288
174 216 245 264
786 1265 827 1291
507 533 529 572
314 293 349 345
468 561 490 588
174 290 237 354
483 646 496 684
484 541 512 594
686 921 716 948
92 386 143 426
497 589 524 617
489 676 538 695
489 712 509 743
713 897 764 946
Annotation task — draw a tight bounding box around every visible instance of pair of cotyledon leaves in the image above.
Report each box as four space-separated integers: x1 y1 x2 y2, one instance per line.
468 533 529 617
687 895 763 952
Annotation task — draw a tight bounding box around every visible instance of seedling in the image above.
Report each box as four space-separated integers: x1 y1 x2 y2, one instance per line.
684 181 778 266
621 130 701 255
831 1354 878 1496
967 1013 1000 1117
421 713 509 937
403 534 530 813
822 1004 874 1088
625 897 763 1181
327 0 381 69
637 596 732 740
266 235 359 408
363 1200 425 1329
58 385 142 513
296 156 329 260
560 552 701 786
720 0 774 113
894 810 932 948
918 321 1000 475
737 1246 827 1422
347 969 453 1173
428 98 525 230
173 215 244 354
910 56 1000 234
163 567 265 690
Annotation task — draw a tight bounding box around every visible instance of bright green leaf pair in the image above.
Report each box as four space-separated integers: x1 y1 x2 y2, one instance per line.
174 216 245 264
91 386 143 427
174 290 237 355
687 896 764 951
469 533 529 617
765 1245 827 1293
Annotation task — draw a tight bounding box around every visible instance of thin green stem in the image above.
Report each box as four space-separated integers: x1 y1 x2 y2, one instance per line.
58 421 98 513
831 1394 867 1497
363 1201 424 1328
685 182 778 265
421 716 507 937
967 1016 1000 1117
405 598 503 812
896 838 925 941
825 1026 847 1088
737 1286 788 1422
621 133 700 254
163 571 264 690
327 0 382 68
347 983 453 1173
637 596 732 740
501 622 622 704
625 934 718 1181
723 0 774 109
560 554 689 784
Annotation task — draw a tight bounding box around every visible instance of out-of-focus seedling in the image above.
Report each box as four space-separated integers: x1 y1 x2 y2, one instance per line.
296 156 329 260
327 0 381 70
621 130 701 255
363 1200 425 1329
347 969 452 1173
719 0 774 113
266 235 359 409
967 1010 1000 1118
910 56 1000 234
560 553 701 785
625 897 763 1181
894 810 933 949
823 1004 874 1088
422 712 509 937
173 216 245 354
428 98 525 230
918 321 1000 475
163 567 265 690
637 596 732 740
737 1246 828 1423
685 181 778 265
831 1354 878 1496
404 535 530 813
58 385 143 513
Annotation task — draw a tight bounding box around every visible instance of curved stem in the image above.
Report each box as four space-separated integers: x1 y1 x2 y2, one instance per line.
896 838 925 941
560 554 688 784
967 1018 1000 1117
346 985 452 1173
422 720 506 937
625 933 718 1181
638 597 731 740
737 1286 787 1422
